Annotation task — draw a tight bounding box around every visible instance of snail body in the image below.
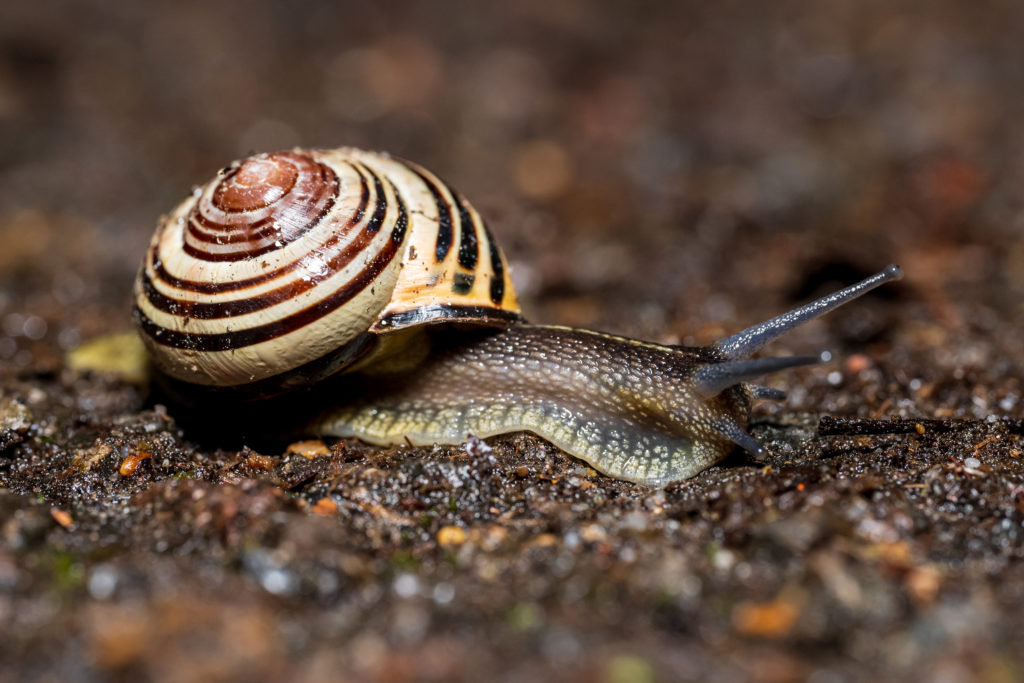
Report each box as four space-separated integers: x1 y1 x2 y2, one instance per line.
316 324 757 484
134 147 902 486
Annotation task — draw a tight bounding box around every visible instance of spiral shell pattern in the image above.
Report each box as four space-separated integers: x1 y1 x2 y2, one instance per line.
134 148 520 390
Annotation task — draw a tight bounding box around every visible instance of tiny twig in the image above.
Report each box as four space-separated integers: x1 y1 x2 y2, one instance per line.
817 416 1024 437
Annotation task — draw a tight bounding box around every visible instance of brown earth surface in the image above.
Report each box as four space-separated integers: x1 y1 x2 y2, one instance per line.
1 1 1023 681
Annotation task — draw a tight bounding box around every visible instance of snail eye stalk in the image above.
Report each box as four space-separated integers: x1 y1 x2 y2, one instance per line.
712 265 903 361
692 354 826 400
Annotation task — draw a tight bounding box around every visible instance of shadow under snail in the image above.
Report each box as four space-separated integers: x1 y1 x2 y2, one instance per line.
133 147 903 487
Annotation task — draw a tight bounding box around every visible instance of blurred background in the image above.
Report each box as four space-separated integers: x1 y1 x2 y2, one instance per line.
1 0 1022 366
4 3 1024 681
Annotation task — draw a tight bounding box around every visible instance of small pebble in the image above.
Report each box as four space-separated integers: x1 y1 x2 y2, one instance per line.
88 565 119 600
437 525 467 547
312 498 338 516
0 398 32 434
285 440 330 458
246 453 277 471
432 582 455 605
393 573 420 598
0 397 32 450
463 434 493 457
50 509 73 528
119 450 151 476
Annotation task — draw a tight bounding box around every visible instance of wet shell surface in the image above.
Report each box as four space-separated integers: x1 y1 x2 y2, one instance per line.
134 148 520 390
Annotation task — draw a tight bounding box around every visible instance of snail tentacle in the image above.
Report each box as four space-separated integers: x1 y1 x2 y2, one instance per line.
748 386 788 401
713 265 903 361
691 354 824 399
707 413 766 457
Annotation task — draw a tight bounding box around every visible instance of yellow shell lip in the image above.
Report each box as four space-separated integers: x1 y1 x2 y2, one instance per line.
373 304 522 332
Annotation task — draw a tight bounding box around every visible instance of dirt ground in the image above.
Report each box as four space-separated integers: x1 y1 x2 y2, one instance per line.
2 1 1023 681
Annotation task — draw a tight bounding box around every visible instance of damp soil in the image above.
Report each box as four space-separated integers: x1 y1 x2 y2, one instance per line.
2 1 1024 681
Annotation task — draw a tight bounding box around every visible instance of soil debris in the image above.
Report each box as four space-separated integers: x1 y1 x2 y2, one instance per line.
3 1 1024 681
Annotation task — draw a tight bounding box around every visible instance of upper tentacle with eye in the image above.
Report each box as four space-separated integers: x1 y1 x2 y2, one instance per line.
712 265 903 360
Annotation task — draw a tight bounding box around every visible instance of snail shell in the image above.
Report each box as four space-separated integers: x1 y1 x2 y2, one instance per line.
135 148 519 393
134 146 903 486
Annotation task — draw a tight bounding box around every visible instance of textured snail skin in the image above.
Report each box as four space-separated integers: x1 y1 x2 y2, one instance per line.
134 146 903 487
316 265 904 487
316 325 752 486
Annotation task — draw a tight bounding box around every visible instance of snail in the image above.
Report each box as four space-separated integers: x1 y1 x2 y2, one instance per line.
134 147 902 486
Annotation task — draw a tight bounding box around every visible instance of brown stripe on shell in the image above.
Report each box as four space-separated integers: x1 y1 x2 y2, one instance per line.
148 163 370 295
194 153 327 230
155 330 378 397
185 215 283 244
137 190 409 351
142 162 385 321
211 155 299 213
141 169 391 319
362 170 388 234
405 165 454 263
186 156 334 246
484 222 506 305
181 237 282 262
181 153 338 262
456 196 479 270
